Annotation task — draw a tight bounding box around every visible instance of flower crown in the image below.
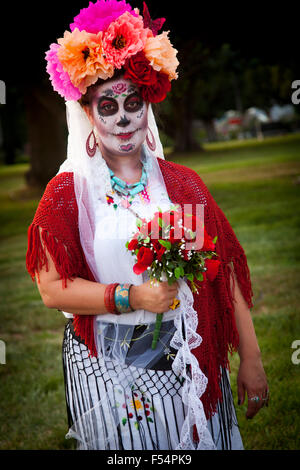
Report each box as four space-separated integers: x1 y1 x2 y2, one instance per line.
45 0 179 103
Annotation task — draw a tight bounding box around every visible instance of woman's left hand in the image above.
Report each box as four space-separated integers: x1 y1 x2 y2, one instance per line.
237 356 269 419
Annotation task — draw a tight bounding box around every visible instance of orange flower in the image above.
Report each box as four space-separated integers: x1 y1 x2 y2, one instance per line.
130 399 142 410
144 31 179 81
57 28 114 94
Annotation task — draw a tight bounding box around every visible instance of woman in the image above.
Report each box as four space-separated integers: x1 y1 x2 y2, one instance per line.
26 0 268 450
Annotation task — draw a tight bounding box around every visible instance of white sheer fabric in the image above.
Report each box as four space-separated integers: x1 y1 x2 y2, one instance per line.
58 100 216 449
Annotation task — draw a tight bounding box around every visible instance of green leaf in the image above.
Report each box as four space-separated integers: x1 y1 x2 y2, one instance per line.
158 217 164 228
196 272 203 281
144 236 150 244
134 421 140 430
186 273 194 281
158 239 171 250
125 241 129 249
136 218 143 228
189 230 196 239
147 417 154 423
213 235 218 244
122 418 127 426
174 267 181 279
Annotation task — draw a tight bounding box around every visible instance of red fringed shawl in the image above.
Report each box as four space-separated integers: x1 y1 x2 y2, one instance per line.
26 158 253 419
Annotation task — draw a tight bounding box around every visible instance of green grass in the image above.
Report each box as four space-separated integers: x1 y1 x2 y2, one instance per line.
1 133 300 450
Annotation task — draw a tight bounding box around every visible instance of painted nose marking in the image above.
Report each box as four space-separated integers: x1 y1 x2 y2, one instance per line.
117 115 130 127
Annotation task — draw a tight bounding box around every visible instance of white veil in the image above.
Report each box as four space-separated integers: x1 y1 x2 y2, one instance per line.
58 101 168 282
59 99 215 450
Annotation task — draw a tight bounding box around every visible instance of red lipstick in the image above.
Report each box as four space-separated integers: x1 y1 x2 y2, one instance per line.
117 132 135 140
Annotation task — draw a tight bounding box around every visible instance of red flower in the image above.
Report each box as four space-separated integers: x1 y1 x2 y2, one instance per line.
201 228 216 251
181 248 190 261
205 259 221 282
124 51 157 87
152 240 166 261
133 246 154 274
124 51 172 103
127 237 139 251
140 71 171 103
106 195 114 205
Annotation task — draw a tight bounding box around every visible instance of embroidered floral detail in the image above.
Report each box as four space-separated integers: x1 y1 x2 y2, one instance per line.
164 346 176 361
120 388 155 429
106 194 114 205
130 398 142 410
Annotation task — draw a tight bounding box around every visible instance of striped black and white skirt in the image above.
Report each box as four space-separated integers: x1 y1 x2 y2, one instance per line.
62 320 243 450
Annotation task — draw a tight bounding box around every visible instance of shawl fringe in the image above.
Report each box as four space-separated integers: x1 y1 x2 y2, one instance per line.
26 222 98 357
26 224 77 288
26 162 254 419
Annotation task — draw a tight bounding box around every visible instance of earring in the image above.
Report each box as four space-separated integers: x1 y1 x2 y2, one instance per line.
86 130 97 157
146 127 156 152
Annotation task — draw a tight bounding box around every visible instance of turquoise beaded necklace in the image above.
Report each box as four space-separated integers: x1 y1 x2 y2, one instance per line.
109 164 148 198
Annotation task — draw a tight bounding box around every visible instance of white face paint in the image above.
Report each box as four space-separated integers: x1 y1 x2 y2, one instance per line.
89 77 148 156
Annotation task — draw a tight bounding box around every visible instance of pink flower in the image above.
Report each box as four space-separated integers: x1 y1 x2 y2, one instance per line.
103 11 152 69
70 0 138 34
111 82 128 95
45 43 81 101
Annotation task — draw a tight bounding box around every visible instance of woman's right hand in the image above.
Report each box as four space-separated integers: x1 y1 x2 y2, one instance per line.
130 279 179 314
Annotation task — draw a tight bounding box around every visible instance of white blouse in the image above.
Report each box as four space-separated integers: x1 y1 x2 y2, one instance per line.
62 166 176 324
93 171 177 325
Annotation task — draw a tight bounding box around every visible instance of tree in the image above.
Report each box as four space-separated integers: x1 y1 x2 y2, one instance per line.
24 80 67 188
159 43 245 147
158 40 212 152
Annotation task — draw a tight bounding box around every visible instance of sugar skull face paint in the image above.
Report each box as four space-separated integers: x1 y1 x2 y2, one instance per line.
89 77 148 156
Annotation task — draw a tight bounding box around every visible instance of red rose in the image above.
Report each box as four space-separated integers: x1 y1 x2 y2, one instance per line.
127 238 139 251
201 228 216 251
133 246 154 275
140 71 172 103
124 51 157 86
205 259 221 282
152 240 166 261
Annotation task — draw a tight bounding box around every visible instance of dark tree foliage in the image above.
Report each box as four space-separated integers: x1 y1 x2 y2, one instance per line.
0 1 299 186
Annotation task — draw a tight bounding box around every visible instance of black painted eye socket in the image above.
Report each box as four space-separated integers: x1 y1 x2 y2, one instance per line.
124 93 144 113
97 97 118 117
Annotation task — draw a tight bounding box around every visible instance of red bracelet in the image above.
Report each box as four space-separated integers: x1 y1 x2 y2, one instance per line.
107 284 118 314
109 283 121 315
104 283 119 314
104 285 112 312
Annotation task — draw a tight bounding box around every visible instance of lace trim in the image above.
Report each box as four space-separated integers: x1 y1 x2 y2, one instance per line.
171 280 216 450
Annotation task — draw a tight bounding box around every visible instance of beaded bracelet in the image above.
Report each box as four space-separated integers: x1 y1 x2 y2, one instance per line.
104 283 119 315
114 283 133 314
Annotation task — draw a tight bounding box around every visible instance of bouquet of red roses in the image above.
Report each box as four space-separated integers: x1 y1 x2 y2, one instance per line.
126 206 220 349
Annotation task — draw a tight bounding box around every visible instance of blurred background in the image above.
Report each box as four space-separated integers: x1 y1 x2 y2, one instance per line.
0 0 299 450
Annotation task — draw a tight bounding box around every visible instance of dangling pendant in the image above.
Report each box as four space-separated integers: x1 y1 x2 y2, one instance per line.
86 131 97 158
146 127 156 152
121 198 131 209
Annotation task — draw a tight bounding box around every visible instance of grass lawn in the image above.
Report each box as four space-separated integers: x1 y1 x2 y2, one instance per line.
0 133 300 450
